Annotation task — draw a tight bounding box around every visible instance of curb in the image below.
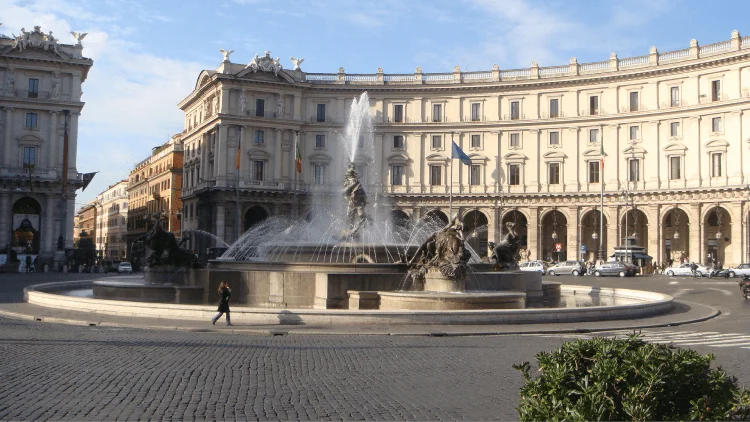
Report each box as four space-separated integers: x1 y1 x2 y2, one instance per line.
0 300 720 337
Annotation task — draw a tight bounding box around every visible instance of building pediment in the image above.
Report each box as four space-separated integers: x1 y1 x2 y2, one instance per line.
387 153 410 164
542 151 567 160
426 153 449 163
309 152 332 163
195 71 215 90
503 152 528 161
247 148 270 159
704 139 729 150
582 149 603 158
234 51 296 83
664 142 688 152
468 153 489 163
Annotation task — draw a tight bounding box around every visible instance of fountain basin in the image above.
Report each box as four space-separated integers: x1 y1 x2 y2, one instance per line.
93 280 204 304
24 282 675 325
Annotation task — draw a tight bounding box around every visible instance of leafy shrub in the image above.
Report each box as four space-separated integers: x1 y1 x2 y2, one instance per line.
513 334 750 421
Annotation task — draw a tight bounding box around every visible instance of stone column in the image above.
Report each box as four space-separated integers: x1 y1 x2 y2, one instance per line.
68 113 80 172
606 206 619 260
47 111 58 170
0 193 10 248
293 93 302 121
646 204 659 264
730 202 743 267
215 204 225 242
688 204 701 263
274 129 282 180
566 206 578 261
199 133 209 181
43 195 55 255
66 195 75 248
3 108 12 166
216 125 228 184
527 207 539 260
528 130 540 191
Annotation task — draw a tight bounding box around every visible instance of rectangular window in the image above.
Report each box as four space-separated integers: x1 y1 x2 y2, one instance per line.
509 133 520 147
588 161 600 183
510 101 520 120
589 96 599 115
393 135 404 149
629 159 640 182
432 104 442 122
432 135 442 149
254 130 264 144
712 117 722 132
548 162 560 184
253 161 265 181
470 103 481 121
629 126 639 140
25 112 37 128
670 156 681 180
255 99 265 117
393 104 404 122
391 165 403 185
549 131 560 145
23 146 35 169
470 165 481 185
670 122 680 137
313 164 326 185
711 80 721 101
589 128 599 143
670 86 680 107
508 164 520 185
28 78 39 98
316 103 326 122
711 153 722 177
629 91 639 112
430 165 442 185
471 134 481 148
315 134 325 148
549 98 559 118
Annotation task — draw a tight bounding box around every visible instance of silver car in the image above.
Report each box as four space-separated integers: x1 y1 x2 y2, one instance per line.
548 260 584 276
665 263 708 277
726 263 750 278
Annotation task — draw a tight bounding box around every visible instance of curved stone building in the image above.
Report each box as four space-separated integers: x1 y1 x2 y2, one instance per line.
179 31 750 267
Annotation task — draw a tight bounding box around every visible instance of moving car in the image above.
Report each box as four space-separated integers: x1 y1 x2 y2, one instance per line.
726 263 750 278
593 262 635 277
118 262 133 274
664 263 709 277
548 260 584 276
519 260 547 275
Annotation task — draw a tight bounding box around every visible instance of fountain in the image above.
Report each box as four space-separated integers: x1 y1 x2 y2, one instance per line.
25 91 674 326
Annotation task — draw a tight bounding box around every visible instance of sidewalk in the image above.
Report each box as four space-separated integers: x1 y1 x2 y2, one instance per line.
0 299 720 336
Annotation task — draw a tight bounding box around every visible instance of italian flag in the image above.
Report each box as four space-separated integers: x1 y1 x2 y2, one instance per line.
235 139 241 170
295 139 302 173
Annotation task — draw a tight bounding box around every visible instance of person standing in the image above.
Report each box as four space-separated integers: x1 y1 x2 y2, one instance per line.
211 281 232 326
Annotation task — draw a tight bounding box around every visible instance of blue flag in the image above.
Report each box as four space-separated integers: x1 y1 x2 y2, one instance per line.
451 141 471 165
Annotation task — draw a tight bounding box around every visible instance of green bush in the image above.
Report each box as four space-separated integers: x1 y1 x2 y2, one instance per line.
513 334 750 421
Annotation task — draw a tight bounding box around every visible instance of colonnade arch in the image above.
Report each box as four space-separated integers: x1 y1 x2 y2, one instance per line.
579 209 608 263
463 210 489 257
540 209 568 262
661 206 690 264
704 205 732 267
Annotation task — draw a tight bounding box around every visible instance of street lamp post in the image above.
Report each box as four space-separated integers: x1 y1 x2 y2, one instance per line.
551 208 559 263
620 189 634 264
715 203 723 267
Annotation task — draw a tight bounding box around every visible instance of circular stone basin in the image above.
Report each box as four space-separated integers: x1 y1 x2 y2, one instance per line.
379 290 526 310
93 280 204 304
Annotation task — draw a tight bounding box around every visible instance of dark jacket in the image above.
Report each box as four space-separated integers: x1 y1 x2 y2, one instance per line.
217 287 232 313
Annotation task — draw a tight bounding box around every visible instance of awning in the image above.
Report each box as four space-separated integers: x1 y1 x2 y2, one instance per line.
631 253 652 260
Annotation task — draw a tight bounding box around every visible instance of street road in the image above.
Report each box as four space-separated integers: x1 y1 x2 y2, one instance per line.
0 272 748 420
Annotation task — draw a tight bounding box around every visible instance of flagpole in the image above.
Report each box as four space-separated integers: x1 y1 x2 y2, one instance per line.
235 126 241 242
599 125 604 262
449 133 454 217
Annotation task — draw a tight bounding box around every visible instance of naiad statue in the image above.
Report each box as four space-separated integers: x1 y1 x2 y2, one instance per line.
490 221 523 271
404 217 471 289
340 162 371 241
132 213 196 267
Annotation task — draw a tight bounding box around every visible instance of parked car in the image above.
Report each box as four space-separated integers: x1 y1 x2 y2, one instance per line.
548 260 584 276
593 262 636 277
118 262 133 274
520 260 547 275
726 263 750 278
664 263 709 277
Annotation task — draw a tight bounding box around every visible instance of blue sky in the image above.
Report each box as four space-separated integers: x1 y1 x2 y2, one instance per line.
2 0 749 206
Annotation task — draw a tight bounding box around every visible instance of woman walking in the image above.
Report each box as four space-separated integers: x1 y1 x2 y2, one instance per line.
211 281 232 326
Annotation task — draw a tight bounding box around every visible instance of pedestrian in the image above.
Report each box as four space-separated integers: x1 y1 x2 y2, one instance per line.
211 281 232 326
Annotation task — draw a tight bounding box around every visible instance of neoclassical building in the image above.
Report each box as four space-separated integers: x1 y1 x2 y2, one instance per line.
0 26 93 263
179 31 750 266
95 180 128 259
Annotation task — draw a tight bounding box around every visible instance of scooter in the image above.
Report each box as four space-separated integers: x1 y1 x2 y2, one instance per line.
741 276 750 300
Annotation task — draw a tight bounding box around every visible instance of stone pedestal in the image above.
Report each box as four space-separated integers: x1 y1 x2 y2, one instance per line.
423 272 465 292
144 266 192 285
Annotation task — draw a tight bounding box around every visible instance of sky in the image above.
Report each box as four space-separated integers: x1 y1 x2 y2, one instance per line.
1 0 750 208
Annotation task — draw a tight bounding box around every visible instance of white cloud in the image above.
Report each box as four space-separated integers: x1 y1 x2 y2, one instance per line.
1 0 207 204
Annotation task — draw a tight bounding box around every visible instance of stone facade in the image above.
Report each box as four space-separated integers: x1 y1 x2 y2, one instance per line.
179 32 750 267
126 136 184 261
95 181 128 259
0 26 93 264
